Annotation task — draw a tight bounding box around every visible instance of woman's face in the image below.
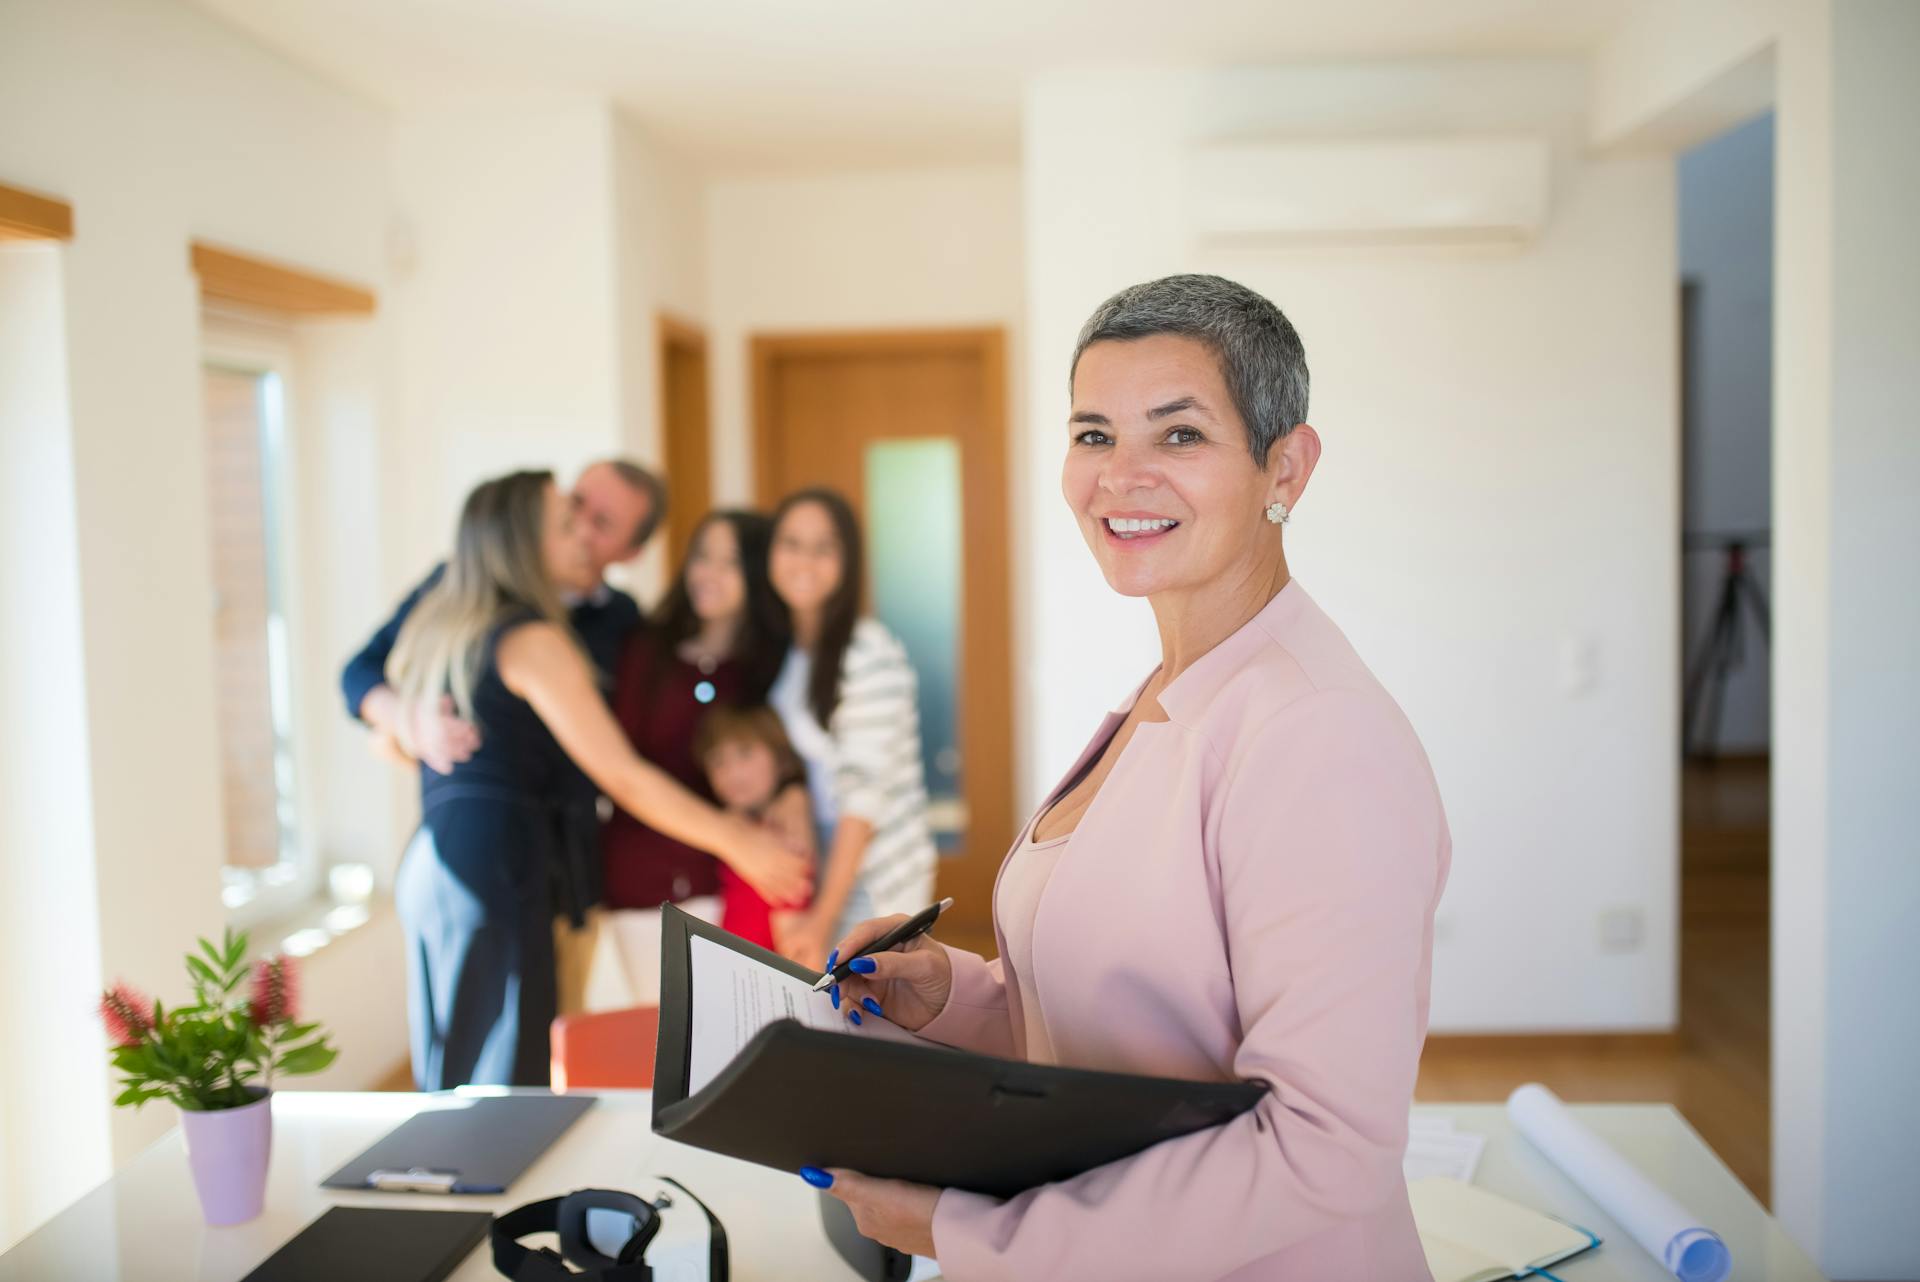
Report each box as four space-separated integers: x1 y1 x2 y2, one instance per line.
705 737 780 811
1062 334 1281 600
685 518 746 625
770 501 844 617
540 481 596 596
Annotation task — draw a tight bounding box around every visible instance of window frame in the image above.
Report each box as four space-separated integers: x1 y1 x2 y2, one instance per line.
200 312 324 927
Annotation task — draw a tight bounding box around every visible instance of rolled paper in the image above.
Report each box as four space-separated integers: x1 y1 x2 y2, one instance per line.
1507 1084 1732 1282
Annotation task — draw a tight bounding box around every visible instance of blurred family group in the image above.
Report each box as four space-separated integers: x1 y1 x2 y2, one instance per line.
339 461 937 1090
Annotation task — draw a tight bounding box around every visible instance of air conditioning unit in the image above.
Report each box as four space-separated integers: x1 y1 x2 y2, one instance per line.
1186 136 1552 247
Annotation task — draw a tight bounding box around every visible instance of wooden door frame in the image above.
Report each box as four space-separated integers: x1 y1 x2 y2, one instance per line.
657 312 710 570
750 327 1014 939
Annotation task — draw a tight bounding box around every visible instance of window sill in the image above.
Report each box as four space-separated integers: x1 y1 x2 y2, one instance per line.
251 890 391 960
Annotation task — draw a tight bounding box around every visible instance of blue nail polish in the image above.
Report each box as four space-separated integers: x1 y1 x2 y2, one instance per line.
848 1009 863 1025
800 1166 835 1189
827 949 839 971
862 997 883 1016
830 985 840 1010
849 957 878 974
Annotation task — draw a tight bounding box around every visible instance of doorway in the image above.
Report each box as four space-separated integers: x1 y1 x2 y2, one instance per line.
1676 110 1775 1201
751 328 1012 948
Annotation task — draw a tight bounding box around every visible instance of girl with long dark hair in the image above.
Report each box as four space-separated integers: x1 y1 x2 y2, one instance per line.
764 489 937 969
587 510 803 1006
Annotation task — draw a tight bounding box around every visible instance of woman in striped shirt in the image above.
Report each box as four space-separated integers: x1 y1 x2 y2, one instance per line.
765 488 938 970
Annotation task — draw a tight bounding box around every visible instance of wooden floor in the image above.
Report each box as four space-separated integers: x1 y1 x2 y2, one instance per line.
1417 758 1772 1203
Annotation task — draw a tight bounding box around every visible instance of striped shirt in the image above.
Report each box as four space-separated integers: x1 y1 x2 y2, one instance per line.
769 618 937 918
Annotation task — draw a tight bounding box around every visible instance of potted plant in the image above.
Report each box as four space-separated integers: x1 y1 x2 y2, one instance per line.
98 928 337 1225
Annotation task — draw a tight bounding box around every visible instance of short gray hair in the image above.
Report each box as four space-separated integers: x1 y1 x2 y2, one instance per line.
1070 274 1309 464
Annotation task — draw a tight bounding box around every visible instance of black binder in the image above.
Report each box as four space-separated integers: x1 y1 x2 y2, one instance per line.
650 905 1265 1198
240 1207 491 1282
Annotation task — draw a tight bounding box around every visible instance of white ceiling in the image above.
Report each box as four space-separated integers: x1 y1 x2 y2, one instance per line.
187 0 1648 171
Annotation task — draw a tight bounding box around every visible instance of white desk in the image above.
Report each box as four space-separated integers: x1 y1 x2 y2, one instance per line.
1422 1104 1823 1282
0 1092 1825 1281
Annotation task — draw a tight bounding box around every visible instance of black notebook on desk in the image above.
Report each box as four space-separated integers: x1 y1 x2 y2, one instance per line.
651 905 1265 1198
241 1207 491 1282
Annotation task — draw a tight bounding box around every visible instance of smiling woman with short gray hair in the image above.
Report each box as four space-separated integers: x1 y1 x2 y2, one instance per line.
815 273 1452 1281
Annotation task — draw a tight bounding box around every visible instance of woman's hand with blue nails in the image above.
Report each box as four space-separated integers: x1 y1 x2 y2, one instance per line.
814 1169 939 1258
825 915 955 1033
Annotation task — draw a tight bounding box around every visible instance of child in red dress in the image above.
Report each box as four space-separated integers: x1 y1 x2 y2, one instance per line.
695 706 816 952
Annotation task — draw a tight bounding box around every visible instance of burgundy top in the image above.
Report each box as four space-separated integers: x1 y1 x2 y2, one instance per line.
601 635 736 909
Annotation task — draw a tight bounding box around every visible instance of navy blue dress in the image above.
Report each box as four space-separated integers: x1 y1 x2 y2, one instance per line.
341 567 643 1088
394 613 576 1089
342 565 641 929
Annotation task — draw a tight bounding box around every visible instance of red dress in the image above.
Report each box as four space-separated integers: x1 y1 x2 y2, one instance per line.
715 777 811 950
602 638 735 910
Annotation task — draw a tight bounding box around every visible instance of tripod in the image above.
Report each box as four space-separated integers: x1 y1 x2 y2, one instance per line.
1682 534 1771 758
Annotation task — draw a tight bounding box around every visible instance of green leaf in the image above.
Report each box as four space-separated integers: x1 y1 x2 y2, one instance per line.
185 956 218 989
275 1041 337 1076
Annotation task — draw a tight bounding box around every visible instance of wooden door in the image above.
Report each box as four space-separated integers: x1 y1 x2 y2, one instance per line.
659 315 712 569
753 330 1012 948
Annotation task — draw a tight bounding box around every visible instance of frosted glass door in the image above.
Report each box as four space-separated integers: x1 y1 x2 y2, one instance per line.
864 438 964 852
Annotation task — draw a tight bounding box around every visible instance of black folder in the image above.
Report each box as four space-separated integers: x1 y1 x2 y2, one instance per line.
321 1093 594 1194
240 1207 491 1282
650 905 1265 1198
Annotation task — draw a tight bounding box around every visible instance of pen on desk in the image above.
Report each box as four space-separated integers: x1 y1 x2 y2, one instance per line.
809 897 954 992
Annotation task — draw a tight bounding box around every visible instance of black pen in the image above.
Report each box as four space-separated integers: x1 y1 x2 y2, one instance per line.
809 898 954 992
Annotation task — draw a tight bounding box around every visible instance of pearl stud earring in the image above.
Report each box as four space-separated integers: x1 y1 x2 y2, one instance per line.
1265 501 1290 525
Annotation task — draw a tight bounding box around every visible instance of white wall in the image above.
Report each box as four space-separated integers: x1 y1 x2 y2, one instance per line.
386 100 693 603
389 98 626 581
1679 112 1773 753
0 0 404 1220
612 114 709 597
703 165 1025 507
1821 6 1920 1268
1023 62 1680 1032
0 245 112 1250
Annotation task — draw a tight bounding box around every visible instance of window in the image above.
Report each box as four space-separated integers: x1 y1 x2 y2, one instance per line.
202 322 310 921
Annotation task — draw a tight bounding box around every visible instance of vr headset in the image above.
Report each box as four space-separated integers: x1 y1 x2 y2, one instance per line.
492 1180 726 1282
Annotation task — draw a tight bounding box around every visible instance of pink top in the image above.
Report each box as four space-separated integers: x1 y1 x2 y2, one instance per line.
994 827 1069 1065
920 581 1450 1282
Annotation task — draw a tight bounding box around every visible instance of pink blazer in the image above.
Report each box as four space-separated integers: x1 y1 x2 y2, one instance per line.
920 582 1450 1281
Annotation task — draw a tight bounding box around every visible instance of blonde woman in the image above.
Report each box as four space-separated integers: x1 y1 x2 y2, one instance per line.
387 470 811 1089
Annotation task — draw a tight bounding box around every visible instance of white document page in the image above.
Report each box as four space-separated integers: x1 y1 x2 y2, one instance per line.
1403 1112 1487 1184
686 934 935 1096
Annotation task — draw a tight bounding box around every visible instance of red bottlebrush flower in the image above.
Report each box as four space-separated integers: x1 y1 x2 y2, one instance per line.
249 956 299 1026
99 982 154 1047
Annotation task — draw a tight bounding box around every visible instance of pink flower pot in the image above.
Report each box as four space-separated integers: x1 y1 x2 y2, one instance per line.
178 1089 272 1225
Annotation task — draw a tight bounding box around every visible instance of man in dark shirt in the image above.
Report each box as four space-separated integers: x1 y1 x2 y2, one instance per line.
339 459 666 1010
340 459 665 758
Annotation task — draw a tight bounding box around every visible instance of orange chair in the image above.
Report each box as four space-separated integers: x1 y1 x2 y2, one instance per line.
550 1005 659 1092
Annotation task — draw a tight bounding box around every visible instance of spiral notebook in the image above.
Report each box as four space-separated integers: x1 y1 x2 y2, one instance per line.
1410 1178 1601 1282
